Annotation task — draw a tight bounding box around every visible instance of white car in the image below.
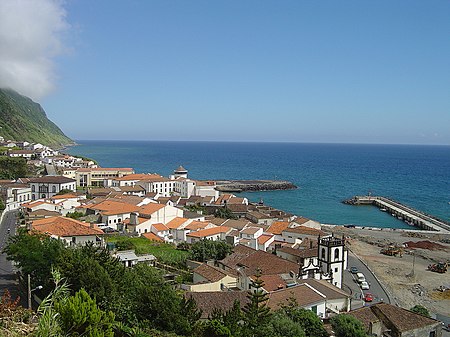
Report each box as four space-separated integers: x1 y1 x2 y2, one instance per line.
360 281 370 290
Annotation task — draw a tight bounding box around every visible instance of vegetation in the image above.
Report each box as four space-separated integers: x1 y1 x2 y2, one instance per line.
56 189 74 196
215 207 238 219
0 88 73 147
65 211 85 220
410 304 431 317
106 236 189 268
4 230 356 337
330 314 367 337
189 239 233 262
0 156 28 179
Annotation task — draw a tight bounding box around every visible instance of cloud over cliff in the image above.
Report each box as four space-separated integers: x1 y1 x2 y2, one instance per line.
0 0 69 100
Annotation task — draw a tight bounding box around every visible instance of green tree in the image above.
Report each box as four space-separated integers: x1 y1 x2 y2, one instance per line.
198 319 232 337
215 207 238 219
410 304 431 317
331 314 367 337
264 312 306 337
56 288 116 337
65 211 84 220
189 239 232 262
242 270 271 336
56 188 75 195
128 264 196 335
4 230 66 292
223 300 243 336
279 300 327 337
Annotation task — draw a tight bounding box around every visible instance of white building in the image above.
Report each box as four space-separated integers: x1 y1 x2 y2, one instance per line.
318 235 348 289
29 176 76 200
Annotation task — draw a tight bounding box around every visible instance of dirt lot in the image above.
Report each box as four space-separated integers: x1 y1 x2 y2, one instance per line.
329 226 450 316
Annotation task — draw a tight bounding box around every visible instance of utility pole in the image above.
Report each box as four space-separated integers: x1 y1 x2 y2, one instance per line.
27 274 31 310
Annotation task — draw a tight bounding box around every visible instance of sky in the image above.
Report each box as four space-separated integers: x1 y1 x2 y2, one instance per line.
1 1 450 145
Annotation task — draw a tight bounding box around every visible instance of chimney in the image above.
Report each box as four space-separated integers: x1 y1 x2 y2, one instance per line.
89 222 94 229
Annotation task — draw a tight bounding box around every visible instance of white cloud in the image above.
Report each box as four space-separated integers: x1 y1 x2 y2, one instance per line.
0 0 69 100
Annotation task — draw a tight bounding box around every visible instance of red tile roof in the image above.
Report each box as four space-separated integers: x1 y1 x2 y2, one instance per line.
267 221 290 235
142 232 163 242
166 217 189 229
31 216 103 237
139 203 165 215
187 226 231 238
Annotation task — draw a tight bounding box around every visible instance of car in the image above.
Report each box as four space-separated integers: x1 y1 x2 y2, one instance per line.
364 293 374 302
350 266 358 274
360 281 370 290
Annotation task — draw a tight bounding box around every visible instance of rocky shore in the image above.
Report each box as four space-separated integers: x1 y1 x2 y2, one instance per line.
214 180 297 192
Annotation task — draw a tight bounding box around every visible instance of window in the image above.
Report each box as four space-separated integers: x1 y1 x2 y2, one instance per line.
52 186 56 193
31 185 35 192
321 248 326 259
334 268 338 272
334 249 340 261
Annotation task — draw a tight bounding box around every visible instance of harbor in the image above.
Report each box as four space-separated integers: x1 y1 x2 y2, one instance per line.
344 196 450 234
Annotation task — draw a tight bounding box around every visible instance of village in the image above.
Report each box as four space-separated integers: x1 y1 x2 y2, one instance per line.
0 138 449 337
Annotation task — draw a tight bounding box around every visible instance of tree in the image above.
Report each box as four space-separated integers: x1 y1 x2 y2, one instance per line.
65 211 84 219
56 288 116 337
278 301 327 337
223 300 243 336
330 314 367 337
4 230 66 293
242 270 271 336
410 304 431 317
56 188 73 195
264 312 306 337
189 239 232 262
198 319 232 337
215 207 238 219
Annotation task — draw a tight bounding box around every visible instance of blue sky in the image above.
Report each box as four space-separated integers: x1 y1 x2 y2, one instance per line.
4 1 450 144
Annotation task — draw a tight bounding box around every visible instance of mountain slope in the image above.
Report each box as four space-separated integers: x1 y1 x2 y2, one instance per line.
0 88 73 147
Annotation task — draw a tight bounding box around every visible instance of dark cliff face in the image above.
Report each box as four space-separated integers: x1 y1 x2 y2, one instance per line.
0 88 73 147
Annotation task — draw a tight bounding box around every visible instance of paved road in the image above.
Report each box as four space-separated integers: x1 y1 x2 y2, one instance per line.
343 251 391 310
0 210 19 300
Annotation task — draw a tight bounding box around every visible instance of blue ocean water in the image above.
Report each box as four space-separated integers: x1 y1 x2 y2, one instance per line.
68 141 450 229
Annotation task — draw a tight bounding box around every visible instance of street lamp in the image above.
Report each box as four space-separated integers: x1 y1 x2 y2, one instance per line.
27 274 43 310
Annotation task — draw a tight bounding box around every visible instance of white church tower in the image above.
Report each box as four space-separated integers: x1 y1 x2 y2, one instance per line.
318 235 348 289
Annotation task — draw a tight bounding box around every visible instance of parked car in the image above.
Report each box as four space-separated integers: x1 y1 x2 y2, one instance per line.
356 272 366 283
350 266 358 274
361 281 370 290
364 293 374 302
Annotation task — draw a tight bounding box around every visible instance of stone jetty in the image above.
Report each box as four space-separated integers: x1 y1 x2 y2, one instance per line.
215 180 297 192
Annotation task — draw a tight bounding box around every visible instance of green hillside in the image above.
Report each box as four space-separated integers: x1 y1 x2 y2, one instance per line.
0 88 73 147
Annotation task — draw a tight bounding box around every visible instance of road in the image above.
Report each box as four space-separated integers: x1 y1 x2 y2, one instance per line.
0 210 19 300
343 251 391 310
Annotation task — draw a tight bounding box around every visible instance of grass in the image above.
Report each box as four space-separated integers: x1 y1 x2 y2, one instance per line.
106 236 189 269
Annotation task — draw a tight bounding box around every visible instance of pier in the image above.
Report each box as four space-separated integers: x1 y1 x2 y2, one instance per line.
344 196 450 233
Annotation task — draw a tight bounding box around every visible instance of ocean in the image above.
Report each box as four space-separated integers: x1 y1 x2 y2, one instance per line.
67 141 450 229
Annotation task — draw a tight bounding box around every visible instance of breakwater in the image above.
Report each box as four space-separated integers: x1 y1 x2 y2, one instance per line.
343 196 450 233
215 180 297 192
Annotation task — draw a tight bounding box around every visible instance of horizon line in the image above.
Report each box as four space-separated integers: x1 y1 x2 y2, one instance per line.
70 139 450 147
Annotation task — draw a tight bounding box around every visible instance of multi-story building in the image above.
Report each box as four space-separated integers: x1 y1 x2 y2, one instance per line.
29 176 76 200
68 167 134 187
